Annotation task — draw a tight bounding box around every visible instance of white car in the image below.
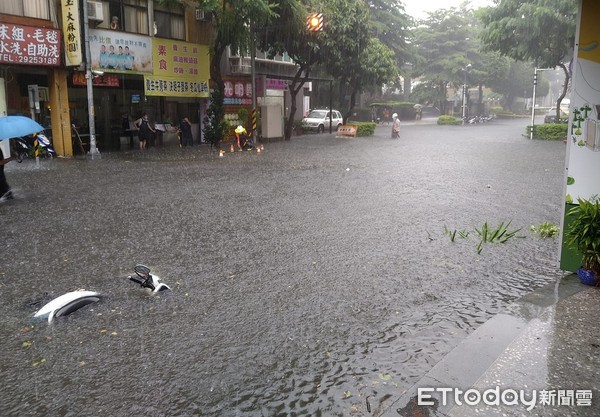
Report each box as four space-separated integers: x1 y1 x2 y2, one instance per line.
302 109 343 133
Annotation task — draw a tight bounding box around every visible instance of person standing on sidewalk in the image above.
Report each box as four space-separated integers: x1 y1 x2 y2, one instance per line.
391 113 400 138
0 145 15 200
179 117 193 147
134 113 155 149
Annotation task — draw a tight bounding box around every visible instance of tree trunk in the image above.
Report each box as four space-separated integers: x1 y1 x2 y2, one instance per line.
343 78 359 124
284 66 310 141
478 83 484 115
555 62 571 122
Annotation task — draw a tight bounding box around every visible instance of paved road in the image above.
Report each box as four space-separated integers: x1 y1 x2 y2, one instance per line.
0 118 568 416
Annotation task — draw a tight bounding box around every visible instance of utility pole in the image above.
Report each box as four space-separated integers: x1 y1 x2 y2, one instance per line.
82 0 100 158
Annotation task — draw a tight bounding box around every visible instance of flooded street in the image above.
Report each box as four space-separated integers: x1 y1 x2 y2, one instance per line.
0 118 566 416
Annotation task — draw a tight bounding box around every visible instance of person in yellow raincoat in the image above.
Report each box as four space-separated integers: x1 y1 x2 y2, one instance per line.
234 125 247 151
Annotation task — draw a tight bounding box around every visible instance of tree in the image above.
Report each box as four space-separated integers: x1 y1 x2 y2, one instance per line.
485 60 549 111
179 0 279 147
479 0 577 122
411 6 476 114
257 1 325 140
318 0 397 122
367 0 412 66
366 0 413 98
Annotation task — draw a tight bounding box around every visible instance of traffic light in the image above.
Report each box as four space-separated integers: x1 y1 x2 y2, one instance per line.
307 13 323 32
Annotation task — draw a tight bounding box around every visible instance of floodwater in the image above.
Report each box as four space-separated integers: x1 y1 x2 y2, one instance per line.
0 119 566 416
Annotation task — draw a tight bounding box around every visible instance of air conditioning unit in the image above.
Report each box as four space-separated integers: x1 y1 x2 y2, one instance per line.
195 8 206 21
87 1 104 22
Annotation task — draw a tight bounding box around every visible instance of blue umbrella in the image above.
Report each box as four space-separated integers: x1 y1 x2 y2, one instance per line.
0 116 45 141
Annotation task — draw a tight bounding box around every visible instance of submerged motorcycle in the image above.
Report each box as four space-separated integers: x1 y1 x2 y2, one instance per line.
33 265 171 323
128 264 171 292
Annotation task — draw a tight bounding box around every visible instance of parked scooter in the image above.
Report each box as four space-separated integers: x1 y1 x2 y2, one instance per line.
128 264 171 292
14 133 56 162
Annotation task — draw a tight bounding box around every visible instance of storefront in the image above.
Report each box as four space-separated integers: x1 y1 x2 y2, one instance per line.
67 28 210 150
0 20 71 154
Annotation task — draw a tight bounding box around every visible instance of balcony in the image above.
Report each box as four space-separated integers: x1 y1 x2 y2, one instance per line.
229 57 251 75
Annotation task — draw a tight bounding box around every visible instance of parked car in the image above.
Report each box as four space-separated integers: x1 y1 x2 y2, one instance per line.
544 107 569 124
302 109 343 133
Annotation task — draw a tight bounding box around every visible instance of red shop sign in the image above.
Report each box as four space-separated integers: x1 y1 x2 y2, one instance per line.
72 71 120 87
0 23 61 67
224 80 252 98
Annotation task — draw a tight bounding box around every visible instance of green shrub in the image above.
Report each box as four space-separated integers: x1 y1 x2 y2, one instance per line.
355 122 376 136
526 123 568 140
437 115 462 125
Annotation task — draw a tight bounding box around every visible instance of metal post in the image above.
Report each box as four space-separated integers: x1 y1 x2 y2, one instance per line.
82 0 100 158
462 83 467 123
530 69 537 140
329 80 333 134
250 22 257 145
530 68 555 140
461 64 471 124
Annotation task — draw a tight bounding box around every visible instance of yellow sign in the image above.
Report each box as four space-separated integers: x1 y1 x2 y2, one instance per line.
61 0 82 66
578 1 600 64
152 38 210 80
144 75 209 98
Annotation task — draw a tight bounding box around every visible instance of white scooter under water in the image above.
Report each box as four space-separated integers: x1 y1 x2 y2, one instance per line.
31 265 170 323
128 264 171 293
33 290 102 323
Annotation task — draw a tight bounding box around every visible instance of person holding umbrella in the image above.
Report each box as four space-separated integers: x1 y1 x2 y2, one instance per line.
0 115 46 200
0 146 15 200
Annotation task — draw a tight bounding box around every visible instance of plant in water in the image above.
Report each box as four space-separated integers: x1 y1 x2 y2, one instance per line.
475 221 521 244
444 221 521 253
444 226 470 242
529 222 560 238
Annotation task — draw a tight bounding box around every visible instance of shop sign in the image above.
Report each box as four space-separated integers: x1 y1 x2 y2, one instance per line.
0 23 61 66
143 75 209 98
61 0 82 66
72 72 120 87
223 79 253 105
265 78 288 90
152 38 210 81
89 29 152 74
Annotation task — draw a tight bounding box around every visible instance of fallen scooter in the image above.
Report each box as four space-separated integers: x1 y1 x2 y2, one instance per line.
33 290 102 323
128 264 171 292
31 265 170 324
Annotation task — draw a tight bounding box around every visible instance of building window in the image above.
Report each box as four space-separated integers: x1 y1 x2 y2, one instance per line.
154 3 184 40
97 0 149 35
0 0 51 20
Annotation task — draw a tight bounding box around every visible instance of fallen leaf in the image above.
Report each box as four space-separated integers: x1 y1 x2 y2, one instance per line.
378 372 392 381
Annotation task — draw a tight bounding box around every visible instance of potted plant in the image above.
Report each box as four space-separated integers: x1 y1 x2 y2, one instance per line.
566 198 600 286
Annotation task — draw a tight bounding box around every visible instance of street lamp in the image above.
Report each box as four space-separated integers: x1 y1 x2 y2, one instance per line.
462 64 472 124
